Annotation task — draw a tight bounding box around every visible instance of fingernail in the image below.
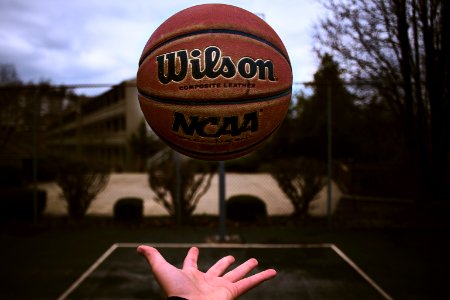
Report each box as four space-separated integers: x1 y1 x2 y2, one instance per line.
137 245 145 254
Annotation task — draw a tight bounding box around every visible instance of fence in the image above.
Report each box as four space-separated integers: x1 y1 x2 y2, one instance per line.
0 81 430 227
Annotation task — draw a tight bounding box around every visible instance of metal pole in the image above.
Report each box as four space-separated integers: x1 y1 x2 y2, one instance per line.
218 160 227 241
327 83 333 224
174 151 182 225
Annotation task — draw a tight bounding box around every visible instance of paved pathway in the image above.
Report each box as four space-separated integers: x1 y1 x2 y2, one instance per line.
40 173 341 217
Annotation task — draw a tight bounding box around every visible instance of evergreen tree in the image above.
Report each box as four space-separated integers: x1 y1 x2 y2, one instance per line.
260 54 362 161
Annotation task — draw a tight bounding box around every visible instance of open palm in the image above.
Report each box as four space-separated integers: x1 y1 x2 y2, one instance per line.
137 246 277 300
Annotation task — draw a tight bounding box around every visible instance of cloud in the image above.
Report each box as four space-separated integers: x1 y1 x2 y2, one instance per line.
0 0 322 89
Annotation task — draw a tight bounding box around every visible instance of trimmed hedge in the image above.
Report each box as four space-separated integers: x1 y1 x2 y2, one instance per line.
113 197 143 222
0 165 24 187
0 187 47 221
226 194 267 222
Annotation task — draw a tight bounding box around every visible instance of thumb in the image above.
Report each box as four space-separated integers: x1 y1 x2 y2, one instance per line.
137 245 183 296
137 245 168 272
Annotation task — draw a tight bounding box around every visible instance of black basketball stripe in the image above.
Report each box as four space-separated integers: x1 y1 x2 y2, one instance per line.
156 123 281 160
138 87 291 106
139 28 291 68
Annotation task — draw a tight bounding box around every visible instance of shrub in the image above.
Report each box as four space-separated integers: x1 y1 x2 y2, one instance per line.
0 165 24 187
269 157 326 218
148 151 215 223
56 158 110 219
113 197 143 222
226 194 267 222
0 187 47 221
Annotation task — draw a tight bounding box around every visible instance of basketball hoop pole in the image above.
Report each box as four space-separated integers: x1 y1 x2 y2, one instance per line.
174 151 182 225
218 161 227 241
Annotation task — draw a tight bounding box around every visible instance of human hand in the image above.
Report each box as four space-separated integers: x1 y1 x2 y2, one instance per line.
137 245 277 300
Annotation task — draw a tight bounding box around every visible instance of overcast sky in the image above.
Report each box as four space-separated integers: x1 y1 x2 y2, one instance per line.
0 0 322 94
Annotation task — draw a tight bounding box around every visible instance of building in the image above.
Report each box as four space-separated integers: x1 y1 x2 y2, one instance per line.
46 79 146 171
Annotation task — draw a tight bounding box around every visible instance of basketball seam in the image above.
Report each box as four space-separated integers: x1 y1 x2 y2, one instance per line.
138 29 291 68
156 124 281 159
138 88 292 106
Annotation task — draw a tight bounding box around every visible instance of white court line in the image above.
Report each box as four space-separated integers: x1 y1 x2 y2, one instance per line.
330 244 395 300
117 242 334 249
57 244 119 300
57 243 394 300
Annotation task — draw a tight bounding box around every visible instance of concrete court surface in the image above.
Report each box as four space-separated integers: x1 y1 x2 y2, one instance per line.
59 243 391 300
40 173 342 217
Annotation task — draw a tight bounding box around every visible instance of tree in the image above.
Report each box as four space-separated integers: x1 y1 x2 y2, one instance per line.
314 0 450 199
259 54 362 161
301 54 363 160
0 64 20 85
1 64 27 154
262 55 358 217
0 65 68 152
270 157 326 218
56 157 110 219
148 152 215 223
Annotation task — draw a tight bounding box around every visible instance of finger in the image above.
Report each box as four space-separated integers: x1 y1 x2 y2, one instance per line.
183 246 199 270
206 255 235 277
137 245 168 270
223 258 259 282
137 245 180 295
234 269 277 296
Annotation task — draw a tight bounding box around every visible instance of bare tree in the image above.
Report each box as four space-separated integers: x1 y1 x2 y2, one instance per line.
56 158 110 219
314 0 449 198
0 66 69 159
270 158 326 218
148 152 215 222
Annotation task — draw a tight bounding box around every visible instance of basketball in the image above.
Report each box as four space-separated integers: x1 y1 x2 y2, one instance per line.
137 4 292 160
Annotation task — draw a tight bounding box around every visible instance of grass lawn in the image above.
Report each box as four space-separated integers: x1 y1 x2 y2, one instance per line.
1 217 449 300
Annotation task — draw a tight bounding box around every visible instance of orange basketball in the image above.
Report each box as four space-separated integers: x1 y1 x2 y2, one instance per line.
137 4 292 160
